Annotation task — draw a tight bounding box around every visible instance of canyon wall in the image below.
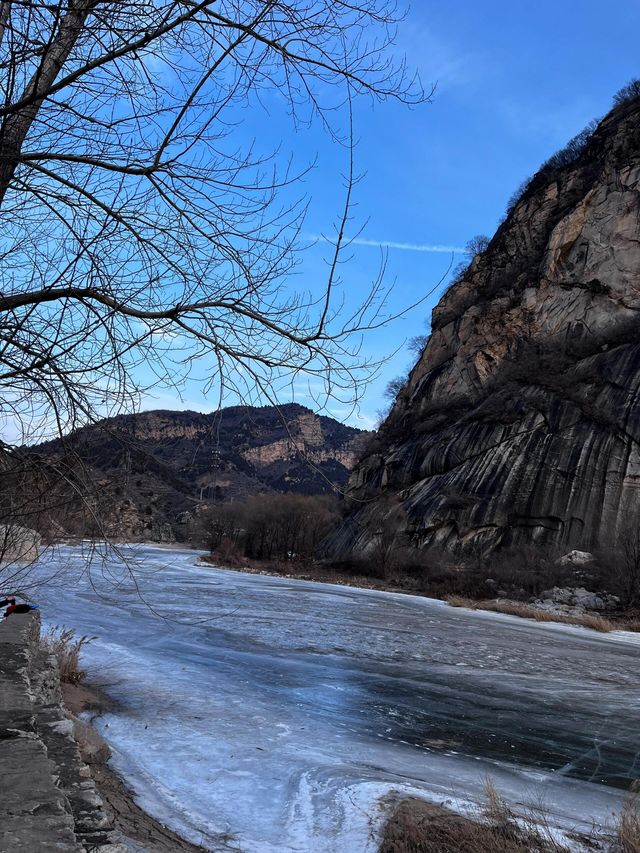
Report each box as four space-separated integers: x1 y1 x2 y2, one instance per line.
330 93 640 556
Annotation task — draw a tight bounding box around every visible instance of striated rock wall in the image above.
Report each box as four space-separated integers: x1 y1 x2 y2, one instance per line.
330 95 640 556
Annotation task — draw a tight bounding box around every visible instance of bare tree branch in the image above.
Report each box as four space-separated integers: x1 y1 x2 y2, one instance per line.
0 0 430 456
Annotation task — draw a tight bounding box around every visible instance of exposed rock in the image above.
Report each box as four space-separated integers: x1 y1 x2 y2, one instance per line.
329 94 640 557
536 586 620 612
0 612 125 852
557 550 594 566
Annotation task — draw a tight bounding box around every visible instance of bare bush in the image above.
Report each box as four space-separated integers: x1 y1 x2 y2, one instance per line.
504 118 598 219
408 321 432 356
505 175 536 217
199 493 341 563
465 235 491 256
384 375 409 403
603 512 640 608
364 496 410 575
443 234 492 295
41 626 95 685
618 789 640 853
542 120 599 171
613 79 640 107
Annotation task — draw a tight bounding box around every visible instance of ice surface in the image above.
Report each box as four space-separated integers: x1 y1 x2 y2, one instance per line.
33 544 636 852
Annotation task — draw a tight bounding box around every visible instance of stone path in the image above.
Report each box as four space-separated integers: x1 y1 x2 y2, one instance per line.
0 613 124 852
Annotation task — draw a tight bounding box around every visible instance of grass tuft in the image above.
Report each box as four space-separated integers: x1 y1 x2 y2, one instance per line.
379 777 640 852
380 780 573 852
41 626 95 684
618 790 640 853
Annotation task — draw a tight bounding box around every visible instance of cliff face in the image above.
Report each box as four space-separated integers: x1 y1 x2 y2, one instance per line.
332 95 640 556
29 404 368 541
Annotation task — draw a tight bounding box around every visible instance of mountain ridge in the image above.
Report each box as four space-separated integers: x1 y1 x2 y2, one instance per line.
28 404 369 541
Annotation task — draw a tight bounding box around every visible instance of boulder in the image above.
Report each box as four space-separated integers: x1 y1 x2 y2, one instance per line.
557 550 595 567
536 586 620 612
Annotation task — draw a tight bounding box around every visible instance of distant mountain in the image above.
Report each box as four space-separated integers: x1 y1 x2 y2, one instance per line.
29 404 369 541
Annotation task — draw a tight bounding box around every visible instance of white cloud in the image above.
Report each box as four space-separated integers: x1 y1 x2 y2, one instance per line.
394 15 487 92
310 235 465 254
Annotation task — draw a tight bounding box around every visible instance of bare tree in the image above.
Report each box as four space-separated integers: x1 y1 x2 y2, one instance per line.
613 509 640 608
0 0 427 445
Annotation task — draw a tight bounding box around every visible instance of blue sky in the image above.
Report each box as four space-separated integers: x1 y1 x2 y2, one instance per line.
143 0 640 430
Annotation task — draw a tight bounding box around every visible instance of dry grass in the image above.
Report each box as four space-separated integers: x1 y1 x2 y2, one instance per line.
380 780 573 853
445 596 613 632
380 777 640 852
380 799 526 853
618 790 640 853
41 626 95 684
617 620 640 633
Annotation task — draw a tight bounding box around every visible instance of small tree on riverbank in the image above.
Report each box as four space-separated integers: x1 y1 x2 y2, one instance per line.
200 494 341 563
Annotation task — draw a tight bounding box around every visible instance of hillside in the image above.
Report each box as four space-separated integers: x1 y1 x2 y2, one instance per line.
327 88 640 557
28 404 368 541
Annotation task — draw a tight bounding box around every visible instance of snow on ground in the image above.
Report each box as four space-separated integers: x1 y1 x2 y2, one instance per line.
33 544 635 852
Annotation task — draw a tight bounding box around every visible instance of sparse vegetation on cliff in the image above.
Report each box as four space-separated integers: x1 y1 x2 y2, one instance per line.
613 79 640 107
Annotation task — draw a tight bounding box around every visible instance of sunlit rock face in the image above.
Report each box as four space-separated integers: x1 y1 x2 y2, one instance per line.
332 96 640 556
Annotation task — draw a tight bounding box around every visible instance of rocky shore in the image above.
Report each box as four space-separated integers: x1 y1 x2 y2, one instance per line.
0 611 208 853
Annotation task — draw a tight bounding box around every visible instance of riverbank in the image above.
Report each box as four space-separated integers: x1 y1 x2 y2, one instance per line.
197 552 431 596
63 681 210 853
378 792 632 852
197 554 640 634
34 542 630 851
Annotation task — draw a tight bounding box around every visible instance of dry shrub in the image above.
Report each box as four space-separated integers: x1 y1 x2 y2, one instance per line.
618 790 640 853
380 798 526 853
445 596 612 632
41 626 95 685
479 779 572 853
577 614 614 633
380 781 572 853
445 594 472 608
381 779 640 853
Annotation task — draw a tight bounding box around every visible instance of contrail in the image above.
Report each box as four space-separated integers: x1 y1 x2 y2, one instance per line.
309 234 465 254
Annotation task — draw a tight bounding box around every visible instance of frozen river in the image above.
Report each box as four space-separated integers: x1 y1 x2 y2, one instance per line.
35 544 639 852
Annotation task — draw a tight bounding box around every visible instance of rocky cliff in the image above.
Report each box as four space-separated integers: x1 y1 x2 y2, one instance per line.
29 404 368 541
330 89 640 556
